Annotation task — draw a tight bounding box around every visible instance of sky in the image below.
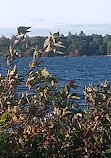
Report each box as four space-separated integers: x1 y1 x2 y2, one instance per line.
0 0 111 28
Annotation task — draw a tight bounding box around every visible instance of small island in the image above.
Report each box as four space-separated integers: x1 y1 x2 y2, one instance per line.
0 31 111 57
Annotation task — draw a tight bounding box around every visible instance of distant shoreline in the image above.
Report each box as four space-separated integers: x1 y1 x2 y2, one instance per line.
1 24 111 37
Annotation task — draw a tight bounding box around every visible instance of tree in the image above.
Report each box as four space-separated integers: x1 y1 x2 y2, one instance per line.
0 35 10 52
107 41 111 55
99 44 107 55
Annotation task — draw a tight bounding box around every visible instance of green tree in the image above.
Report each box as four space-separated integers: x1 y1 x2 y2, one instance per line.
99 44 107 55
107 41 111 55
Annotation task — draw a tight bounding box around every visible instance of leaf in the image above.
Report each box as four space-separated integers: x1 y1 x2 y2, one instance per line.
41 68 50 77
72 113 82 122
70 95 80 99
85 110 91 121
33 48 39 56
77 120 82 129
44 44 51 53
94 116 99 121
53 43 65 48
58 41 62 45
105 148 111 154
7 58 11 66
44 37 50 48
105 114 111 122
55 51 64 54
53 121 61 128
57 133 65 141
51 80 54 86
39 92 44 97
76 113 82 117
53 31 60 37
51 33 56 43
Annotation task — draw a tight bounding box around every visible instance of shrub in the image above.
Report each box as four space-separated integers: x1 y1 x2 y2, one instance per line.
0 27 111 158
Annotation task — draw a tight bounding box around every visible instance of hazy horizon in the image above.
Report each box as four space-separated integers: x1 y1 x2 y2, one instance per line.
0 24 111 37
1 23 111 29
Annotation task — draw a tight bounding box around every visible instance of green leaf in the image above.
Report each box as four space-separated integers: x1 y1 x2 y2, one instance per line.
85 110 91 121
105 148 111 153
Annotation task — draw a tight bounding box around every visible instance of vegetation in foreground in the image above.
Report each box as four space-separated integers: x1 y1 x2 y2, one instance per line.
0 27 111 158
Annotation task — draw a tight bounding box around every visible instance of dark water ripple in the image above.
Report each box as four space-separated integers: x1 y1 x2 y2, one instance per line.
1 56 111 109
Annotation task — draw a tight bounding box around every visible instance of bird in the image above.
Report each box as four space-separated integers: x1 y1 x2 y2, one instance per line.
16 26 31 35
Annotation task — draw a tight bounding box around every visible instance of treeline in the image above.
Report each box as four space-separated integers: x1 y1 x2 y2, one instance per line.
1 31 111 56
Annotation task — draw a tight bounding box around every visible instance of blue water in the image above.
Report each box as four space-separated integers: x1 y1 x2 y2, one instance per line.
1 56 111 109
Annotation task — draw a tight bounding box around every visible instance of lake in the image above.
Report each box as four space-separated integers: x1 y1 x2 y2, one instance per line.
1 56 111 109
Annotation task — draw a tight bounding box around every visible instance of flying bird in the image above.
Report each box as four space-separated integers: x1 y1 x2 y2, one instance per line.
16 26 31 35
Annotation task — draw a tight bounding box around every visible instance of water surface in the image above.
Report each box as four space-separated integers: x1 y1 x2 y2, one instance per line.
1 56 111 109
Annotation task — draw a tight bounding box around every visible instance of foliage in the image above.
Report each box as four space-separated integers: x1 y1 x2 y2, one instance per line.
1 30 111 56
0 27 111 158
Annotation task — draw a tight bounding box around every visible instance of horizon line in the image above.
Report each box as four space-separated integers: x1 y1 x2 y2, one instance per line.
0 23 111 29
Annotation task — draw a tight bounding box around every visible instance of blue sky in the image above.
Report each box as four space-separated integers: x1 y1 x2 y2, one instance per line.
0 0 111 28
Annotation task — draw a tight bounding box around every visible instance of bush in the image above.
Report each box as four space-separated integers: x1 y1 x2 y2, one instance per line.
0 27 111 158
